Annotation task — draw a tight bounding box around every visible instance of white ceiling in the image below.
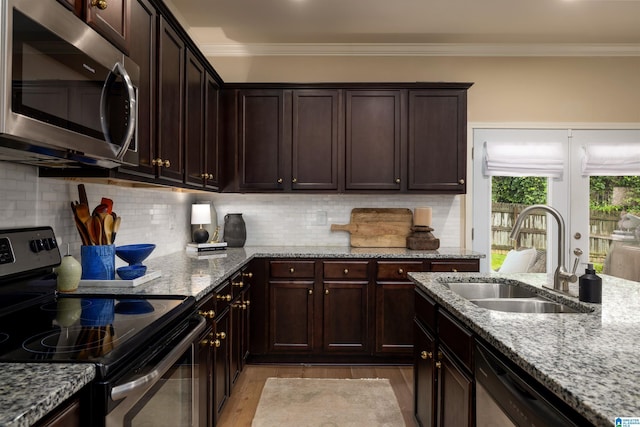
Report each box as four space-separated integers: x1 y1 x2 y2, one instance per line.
167 0 640 56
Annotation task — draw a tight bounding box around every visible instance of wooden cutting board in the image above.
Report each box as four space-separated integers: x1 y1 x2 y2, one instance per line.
330 208 413 247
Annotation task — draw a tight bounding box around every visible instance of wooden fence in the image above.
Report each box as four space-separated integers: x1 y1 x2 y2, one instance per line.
491 203 619 264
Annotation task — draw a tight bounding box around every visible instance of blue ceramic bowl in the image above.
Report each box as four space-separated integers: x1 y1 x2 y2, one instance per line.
115 244 156 265
116 265 147 280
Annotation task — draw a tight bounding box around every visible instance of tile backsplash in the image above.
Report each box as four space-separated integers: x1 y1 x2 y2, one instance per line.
0 162 462 263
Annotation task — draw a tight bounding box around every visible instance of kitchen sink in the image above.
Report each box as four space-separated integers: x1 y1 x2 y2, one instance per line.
444 282 538 299
441 280 592 314
469 298 579 313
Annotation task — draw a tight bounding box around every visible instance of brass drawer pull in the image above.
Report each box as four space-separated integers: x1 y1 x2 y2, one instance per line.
308 289 313 295
242 272 253 278
343 268 349 275
289 267 295 274
232 281 244 288
216 332 226 340
198 309 215 319
398 268 404 274
420 351 433 360
216 294 232 302
91 0 107 10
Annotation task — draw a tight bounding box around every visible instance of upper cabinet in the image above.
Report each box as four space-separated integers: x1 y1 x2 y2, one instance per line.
408 89 468 193
224 83 472 194
57 0 130 54
345 90 402 191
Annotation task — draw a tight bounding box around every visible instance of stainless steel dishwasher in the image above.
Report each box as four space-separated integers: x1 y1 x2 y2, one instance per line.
475 342 593 427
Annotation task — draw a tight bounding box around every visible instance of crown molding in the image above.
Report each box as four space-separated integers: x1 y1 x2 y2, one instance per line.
198 42 640 57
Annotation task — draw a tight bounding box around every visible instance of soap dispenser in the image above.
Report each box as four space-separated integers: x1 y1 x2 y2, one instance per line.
579 263 602 304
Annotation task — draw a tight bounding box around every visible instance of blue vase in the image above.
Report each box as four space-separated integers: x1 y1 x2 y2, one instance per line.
81 245 116 280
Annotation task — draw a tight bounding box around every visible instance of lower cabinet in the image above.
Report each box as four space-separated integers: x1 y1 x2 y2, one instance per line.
36 395 81 427
414 288 474 427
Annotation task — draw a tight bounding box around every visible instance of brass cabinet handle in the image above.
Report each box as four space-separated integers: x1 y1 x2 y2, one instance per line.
343 268 349 275
201 173 214 180
292 178 297 183
216 294 232 302
232 281 244 288
452 269 458 273
216 332 226 340
91 0 107 10
420 351 433 360
398 268 404 274
198 309 215 319
395 178 401 184
208 173 214 180
308 289 313 295
163 159 171 168
232 302 247 310
244 300 251 306
214 339 221 348
277 178 283 184
242 272 253 278
325 289 329 295
435 361 442 369
151 158 162 166
289 267 295 274
458 179 465 185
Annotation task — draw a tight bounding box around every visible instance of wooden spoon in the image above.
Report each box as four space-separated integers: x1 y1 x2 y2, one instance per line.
78 184 89 207
103 214 114 245
74 203 92 226
71 202 91 245
111 216 121 244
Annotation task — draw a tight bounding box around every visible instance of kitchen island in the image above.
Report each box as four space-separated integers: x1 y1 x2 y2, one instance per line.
409 271 640 426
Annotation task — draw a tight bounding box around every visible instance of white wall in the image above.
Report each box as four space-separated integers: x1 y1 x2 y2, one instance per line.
0 162 463 262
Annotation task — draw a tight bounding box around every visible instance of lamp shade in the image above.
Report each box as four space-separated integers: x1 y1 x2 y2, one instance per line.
191 204 212 225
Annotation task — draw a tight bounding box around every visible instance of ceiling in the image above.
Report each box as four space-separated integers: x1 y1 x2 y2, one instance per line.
167 0 640 56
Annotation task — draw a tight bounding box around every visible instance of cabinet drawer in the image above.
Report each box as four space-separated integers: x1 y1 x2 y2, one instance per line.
437 309 474 371
377 261 425 281
323 261 369 280
270 260 315 278
415 289 437 333
429 259 479 273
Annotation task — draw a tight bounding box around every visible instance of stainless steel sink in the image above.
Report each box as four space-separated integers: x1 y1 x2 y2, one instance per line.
469 298 579 313
444 282 538 299
441 280 591 314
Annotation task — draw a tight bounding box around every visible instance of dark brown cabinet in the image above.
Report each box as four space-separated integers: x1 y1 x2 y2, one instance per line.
414 288 474 427
156 17 185 184
184 49 206 188
408 90 468 193
345 90 402 191
58 0 130 53
292 90 342 191
36 396 81 427
430 259 479 272
268 261 316 352
322 261 371 353
203 75 221 190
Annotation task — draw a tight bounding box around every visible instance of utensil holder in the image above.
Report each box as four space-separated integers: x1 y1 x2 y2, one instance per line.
81 244 116 280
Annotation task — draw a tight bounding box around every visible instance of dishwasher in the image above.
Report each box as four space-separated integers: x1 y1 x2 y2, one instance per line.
475 342 593 427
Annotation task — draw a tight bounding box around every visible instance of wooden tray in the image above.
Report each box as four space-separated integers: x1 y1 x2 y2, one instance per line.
330 208 413 247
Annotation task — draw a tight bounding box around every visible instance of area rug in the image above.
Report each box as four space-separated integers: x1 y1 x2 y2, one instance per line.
251 377 405 427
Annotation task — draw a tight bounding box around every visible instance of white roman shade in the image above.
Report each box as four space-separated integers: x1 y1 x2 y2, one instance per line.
483 141 564 178
582 144 640 176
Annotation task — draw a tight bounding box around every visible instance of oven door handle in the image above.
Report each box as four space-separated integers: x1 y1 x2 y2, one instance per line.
110 316 206 402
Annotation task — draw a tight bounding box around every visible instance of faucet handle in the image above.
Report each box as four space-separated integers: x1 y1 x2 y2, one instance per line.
572 248 583 275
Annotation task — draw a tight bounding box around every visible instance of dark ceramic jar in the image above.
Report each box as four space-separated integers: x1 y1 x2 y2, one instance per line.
223 213 246 247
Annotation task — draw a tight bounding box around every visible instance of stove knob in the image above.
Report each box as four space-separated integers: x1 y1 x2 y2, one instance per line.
47 237 58 250
30 239 45 253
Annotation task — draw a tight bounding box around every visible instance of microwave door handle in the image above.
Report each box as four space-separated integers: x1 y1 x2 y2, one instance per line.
100 62 137 160
110 315 206 402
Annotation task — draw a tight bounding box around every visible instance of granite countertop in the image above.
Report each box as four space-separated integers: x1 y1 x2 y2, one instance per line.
4 245 481 426
409 271 640 426
0 363 95 427
72 245 484 301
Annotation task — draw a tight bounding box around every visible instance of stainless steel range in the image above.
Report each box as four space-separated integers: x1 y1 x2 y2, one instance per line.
0 227 207 427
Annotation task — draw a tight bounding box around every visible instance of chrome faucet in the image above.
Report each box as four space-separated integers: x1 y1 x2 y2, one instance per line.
509 204 577 292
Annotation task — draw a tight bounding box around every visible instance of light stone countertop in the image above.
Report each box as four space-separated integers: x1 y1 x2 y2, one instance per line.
409 271 640 427
0 363 95 427
3 246 481 426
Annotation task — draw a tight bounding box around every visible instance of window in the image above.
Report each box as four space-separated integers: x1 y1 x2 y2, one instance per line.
473 127 640 281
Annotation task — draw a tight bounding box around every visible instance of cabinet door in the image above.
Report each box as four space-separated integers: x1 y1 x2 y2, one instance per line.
184 49 206 187
203 74 220 189
119 0 156 178
430 259 479 273
291 90 342 190
414 321 437 427
345 90 402 190
238 90 287 191
323 281 369 353
213 308 230 425
408 90 467 193
197 324 213 427
157 18 185 183
85 0 130 54
269 281 314 352
436 347 473 427
375 283 414 354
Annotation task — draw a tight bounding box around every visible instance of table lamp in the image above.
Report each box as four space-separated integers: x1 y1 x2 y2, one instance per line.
191 203 212 243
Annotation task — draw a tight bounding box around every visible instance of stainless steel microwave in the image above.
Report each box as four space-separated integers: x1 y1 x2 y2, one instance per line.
0 0 139 168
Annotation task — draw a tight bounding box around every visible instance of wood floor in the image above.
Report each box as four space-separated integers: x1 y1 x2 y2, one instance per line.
217 365 416 427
